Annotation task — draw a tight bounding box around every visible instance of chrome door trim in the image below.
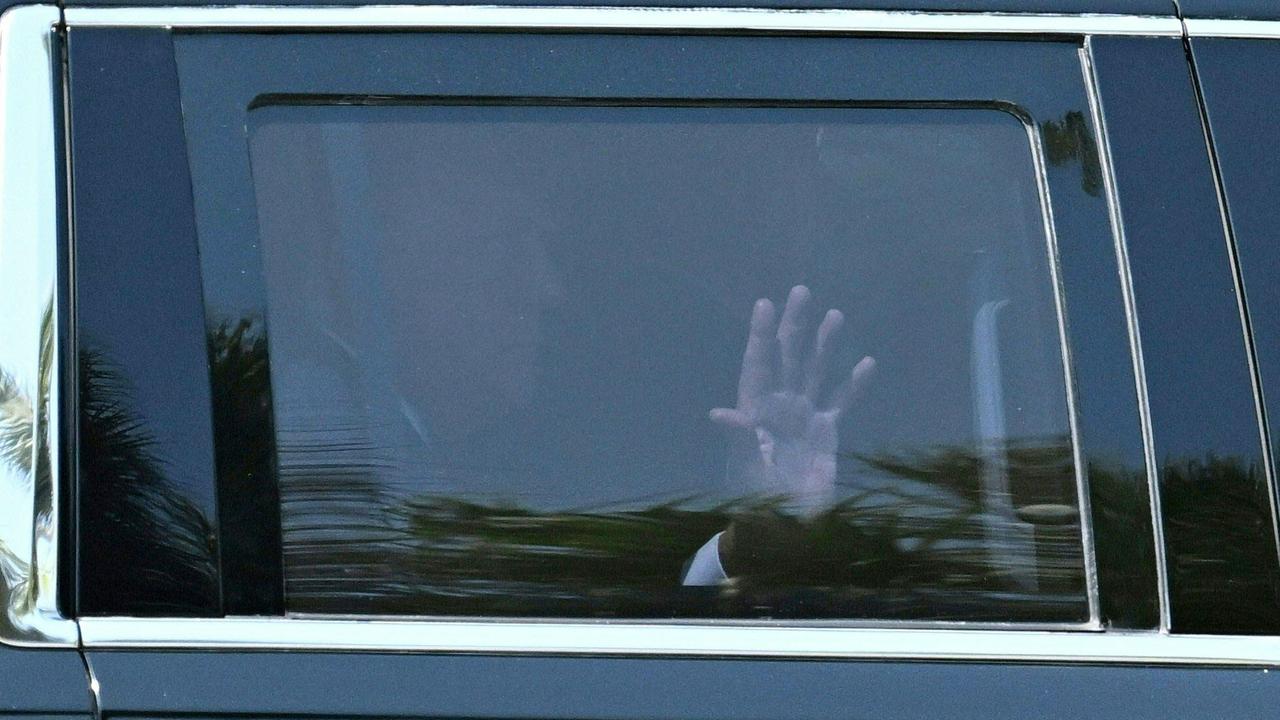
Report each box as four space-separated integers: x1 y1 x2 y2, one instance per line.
63 5 1183 36
1080 38 1170 631
76 616 1280 666
0 4 79 648
1185 19 1280 39
54 2 1252 661
1015 98 1101 624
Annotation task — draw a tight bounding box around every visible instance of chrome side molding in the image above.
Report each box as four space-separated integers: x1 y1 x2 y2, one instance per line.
1186 19 1280 39
78 616 1280 666
0 4 78 648
22 1 1280 659
63 5 1183 36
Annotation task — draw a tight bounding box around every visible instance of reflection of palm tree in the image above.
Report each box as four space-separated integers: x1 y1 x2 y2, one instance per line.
206 317 282 613
1 300 221 617
1161 455 1280 633
281 435 1090 621
27 311 1277 627
1042 110 1103 197
0 301 54 497
77 347 219 614
0 368 35 619
0 302 52 624
0 368 34 478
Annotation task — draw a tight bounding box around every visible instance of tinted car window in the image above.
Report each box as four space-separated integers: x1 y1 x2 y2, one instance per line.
73 30 1157 624
245 102 1086 619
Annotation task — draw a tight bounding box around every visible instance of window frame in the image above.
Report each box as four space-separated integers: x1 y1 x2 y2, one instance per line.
4 1 1277 665
73 15 1143 629
70 3 1149 645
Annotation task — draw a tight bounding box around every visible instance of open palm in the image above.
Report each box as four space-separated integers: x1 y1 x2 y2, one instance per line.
712 285 874 517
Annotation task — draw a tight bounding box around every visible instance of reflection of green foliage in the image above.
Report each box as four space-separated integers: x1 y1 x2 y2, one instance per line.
0 301 53 622
0 539 29 624
35 301 53 514
0 302 53 489
854 437 1075 507
282 460 408 605
0 369 33 478
74 318 1280 628
1162 455 1280 633
1 299 220 617
207 316 281 611
284 438 1089 622
1082 459 1159 627
1042 111 1103 197
78 346 219 613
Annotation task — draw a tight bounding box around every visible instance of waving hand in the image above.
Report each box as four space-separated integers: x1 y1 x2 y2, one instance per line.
712 285 875 517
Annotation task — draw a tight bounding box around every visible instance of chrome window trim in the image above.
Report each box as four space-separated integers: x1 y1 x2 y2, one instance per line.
1080 37 1171 631
168 30 1104 628
1017 96 1101 624
0 4 79 649
41 1 1269 663
76 616 1280 666
63 5 1183 36
1185 19 1280 39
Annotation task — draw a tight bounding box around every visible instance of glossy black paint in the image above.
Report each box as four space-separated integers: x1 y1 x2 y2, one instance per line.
68 29 222 616
1180 0 1280 19
68 28 287 618
53 26 78 622
0 646 91 714
1192 37 1280 564
85 651 1280 720
1091 36 1280 633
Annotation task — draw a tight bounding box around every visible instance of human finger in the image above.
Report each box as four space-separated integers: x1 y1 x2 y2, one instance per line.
828 356 876 417
803 308 844 400
737 298 777 410
776 285 811 391
709 407 754 429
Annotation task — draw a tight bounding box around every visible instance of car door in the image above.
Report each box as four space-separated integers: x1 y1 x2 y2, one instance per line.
46 2 1280 718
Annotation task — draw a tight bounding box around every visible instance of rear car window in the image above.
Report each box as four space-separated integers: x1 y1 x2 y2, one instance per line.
246 102 1085 619
73 30 1154 626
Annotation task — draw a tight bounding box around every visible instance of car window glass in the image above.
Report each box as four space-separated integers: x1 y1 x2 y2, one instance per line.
246 103 1088 620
